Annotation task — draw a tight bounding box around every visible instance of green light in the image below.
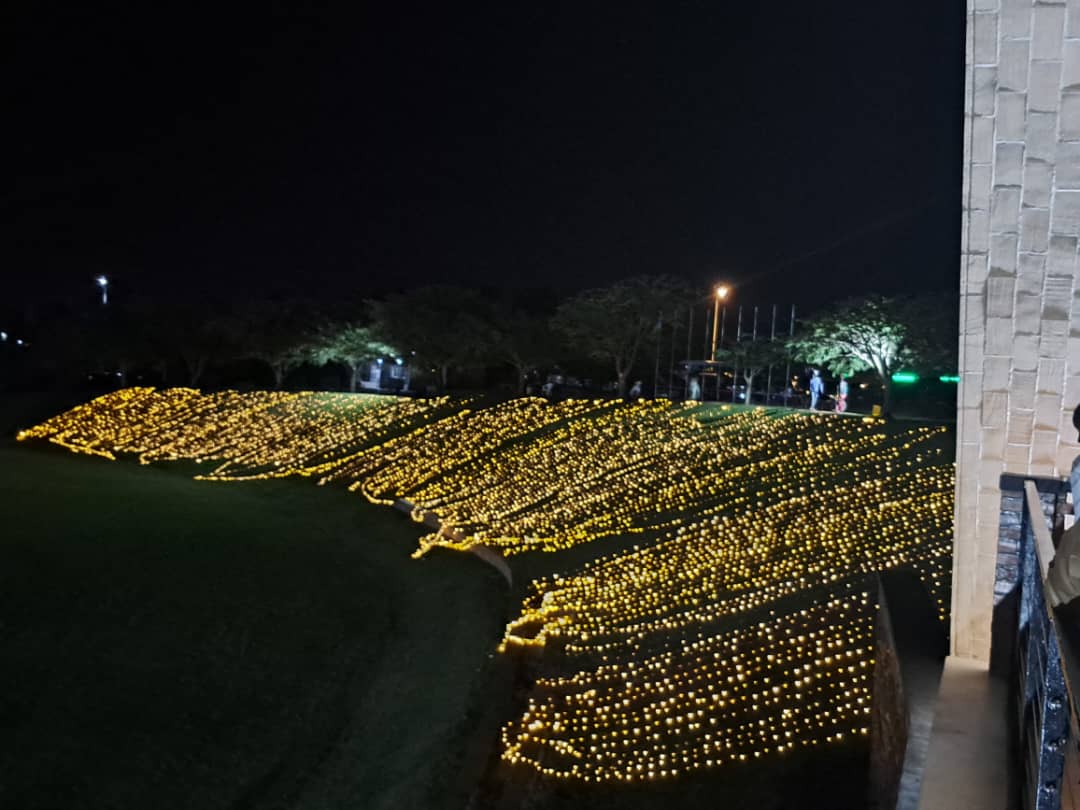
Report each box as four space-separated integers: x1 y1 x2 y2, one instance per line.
891 372 919 384
939 375 960 383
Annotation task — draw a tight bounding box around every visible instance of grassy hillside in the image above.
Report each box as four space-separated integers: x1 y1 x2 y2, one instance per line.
0 441 507 810
7 389 955 808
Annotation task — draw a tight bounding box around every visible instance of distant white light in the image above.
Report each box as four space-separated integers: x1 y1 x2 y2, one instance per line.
95 275 109 304
0 331 6 341
395 357 403 365
376 357 384 365
16 338 24 346
96 275 108 287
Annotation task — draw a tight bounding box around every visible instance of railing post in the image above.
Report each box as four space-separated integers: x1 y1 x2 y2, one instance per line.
1020 504 1037 710
1035 635 1068 809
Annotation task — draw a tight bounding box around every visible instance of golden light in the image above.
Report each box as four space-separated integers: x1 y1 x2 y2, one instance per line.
17 386 954 785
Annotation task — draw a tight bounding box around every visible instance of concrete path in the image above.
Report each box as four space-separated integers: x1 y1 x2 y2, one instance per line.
918 656 1009 810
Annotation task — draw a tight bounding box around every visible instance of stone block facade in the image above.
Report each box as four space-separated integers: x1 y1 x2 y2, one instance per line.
956 0 1080 661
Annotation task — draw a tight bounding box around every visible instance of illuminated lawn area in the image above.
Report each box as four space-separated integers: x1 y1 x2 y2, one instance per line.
0 441 508 810
8 390 955 808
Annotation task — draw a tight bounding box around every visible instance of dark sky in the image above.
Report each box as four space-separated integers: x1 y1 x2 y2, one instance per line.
7 3 965 312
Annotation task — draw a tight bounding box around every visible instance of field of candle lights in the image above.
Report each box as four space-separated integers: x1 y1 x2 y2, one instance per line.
14 388 953 805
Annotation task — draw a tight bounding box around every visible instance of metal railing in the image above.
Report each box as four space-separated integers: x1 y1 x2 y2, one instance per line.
1017 480 1080 809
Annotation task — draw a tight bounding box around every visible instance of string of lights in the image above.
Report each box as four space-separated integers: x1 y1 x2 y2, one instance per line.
501 587 876 782
18 387 954 784
17 388 459 476
501 469 951 659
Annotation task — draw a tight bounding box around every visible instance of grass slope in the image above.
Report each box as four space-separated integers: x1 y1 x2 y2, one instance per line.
0 442 508 810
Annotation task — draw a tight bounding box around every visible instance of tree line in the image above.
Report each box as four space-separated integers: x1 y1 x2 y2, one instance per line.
6 276 956 414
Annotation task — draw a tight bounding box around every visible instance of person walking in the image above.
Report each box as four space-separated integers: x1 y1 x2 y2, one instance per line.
809 369 824 410
836 376 849 413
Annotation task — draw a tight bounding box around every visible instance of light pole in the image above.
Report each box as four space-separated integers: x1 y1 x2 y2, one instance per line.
95 275 109 306
709 285 729 362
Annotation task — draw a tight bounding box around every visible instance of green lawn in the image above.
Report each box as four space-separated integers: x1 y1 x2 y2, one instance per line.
0 441 509 810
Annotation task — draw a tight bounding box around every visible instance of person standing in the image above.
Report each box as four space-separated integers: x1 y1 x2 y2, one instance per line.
836 376 849 413
809 369 824 410
1045 405 1080 606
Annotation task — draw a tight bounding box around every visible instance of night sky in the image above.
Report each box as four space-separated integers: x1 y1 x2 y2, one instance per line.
7 3 966 311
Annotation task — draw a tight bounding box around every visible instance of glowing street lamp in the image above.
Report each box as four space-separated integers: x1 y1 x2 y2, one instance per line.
710 285 730 362
95 275 109 305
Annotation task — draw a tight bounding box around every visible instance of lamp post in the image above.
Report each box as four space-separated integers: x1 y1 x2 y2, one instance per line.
95 275 109 306
710 285 730 402
709 285 729 362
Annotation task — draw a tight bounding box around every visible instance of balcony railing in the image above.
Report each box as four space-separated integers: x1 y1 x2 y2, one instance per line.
1016 480 1080 809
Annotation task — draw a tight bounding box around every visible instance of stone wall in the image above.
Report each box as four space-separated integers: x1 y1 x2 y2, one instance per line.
868 580 907 810
956 0 1080 660
994 473 1066 607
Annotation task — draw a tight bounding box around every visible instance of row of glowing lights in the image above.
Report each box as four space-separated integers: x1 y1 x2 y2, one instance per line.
501 476 952 660
17 394 951 627
19 388 953 783
501 589 876 782
443 414 945 779
22 390 713 558
423 406 740 528
321 397 606 502
396 412 947 560
478 419 946 780
20 395 952 625
18 390 950 582
505 482 950 640
16 388 459 479
320 399 942 563
192 394 460 481
387 400 706 555
20 393 951 645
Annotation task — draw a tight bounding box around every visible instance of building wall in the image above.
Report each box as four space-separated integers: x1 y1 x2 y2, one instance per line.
955 0 1080 660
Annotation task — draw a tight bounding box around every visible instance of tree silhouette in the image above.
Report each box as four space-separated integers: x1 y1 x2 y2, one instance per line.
491 310 559 394
238 301 314 389
369 286 493 391
787 294 957 416
552 276 693 397
309 322 397 392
